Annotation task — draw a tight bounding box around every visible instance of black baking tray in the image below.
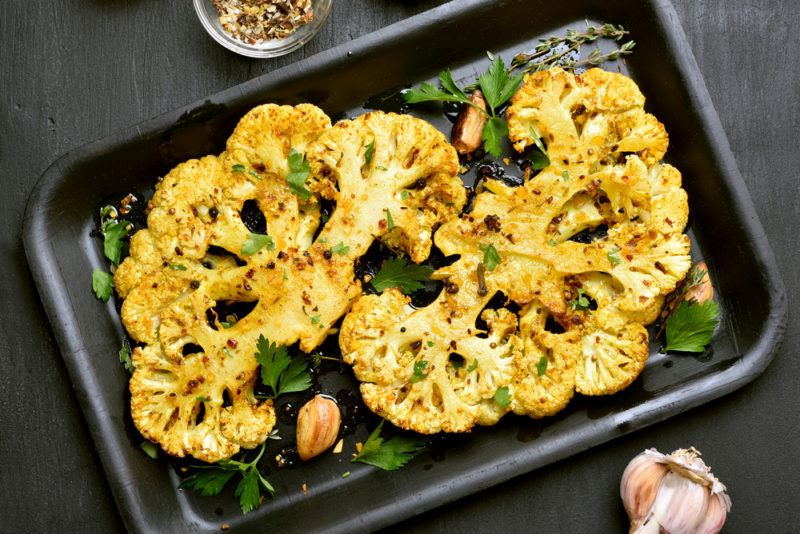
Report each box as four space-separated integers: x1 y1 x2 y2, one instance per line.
23 0 787 532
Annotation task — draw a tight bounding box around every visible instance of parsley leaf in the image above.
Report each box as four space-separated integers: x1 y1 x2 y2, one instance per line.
92 269 114 302
426 340 434 348
528 149 550 171
167 263 187 271
665 300 719 353
569 287 591 311
310 315 321 325
494 386 511 407
536 355 548 376
400 190 409 200
607 246 622 266
403 80 470 105
286 148 312 200
352 420 424 471
467 358 479 372
482 116 508 158
232 163 246 173
364 140 375 164
180 468 237 497
370 257 434 294
479 243 501 271
241 233 275 255
101 218 131 265
386 209 395 230
478 56 523 112
562 170 570 182
140 441 158 459
331 242 350 255
529 126 548 156
254 335 311 398
235 470 261 514
438 70 469 101
119 338 134 373
411 360 429 383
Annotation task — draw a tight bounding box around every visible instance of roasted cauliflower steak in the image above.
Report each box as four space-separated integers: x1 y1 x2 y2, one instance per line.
116 105 465 461
340 67 691 432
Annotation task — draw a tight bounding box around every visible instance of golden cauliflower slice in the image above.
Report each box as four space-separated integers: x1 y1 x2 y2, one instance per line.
117 105 465 461
341 67 692 431
340 258 518 434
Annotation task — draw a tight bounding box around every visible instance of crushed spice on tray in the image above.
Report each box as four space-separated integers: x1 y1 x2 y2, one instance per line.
213 0 314 44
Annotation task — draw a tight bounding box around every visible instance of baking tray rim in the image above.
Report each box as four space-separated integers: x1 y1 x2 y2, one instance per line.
22 0 788 531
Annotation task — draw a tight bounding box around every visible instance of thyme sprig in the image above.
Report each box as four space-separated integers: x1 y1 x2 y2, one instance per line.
510 24 635 74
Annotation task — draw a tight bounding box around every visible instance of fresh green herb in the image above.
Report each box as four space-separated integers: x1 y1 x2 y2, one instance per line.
286 148 312 200
529 126 548 157
569 287 591 311
283 267 288 280
510 23 635 74
223 348 234 358
119 339 134 373
140 441 158 460
180 443 273 514
426 340 435 348
404 57 522 157
255 335 311 398
232 164 246 173
411 360 429 383
331 242 350 256
386 209 395 230
168 263 187 271
494 386 511 407
352 420 424 471
241 233 275 255
310 315 321 325
665 300 719 353
607 246 622 266
479 243 501 271
92 269 114 302
220 321 234 329
400 190 409 200
536 355 548 376
100 216 131 265
562 170 570 182
528 149 550 171
197 395 210 402
248 170 262 181
370 257 434 294
467 358 479 372
341 471 351 479
548 238 559 246
364 140 375 164
376 165 388 171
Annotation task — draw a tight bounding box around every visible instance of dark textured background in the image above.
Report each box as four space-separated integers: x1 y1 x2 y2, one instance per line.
1 1 797 532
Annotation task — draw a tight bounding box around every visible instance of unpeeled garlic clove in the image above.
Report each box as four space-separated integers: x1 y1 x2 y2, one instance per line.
685 261 714 304
621 447 731 534
296 395 341 461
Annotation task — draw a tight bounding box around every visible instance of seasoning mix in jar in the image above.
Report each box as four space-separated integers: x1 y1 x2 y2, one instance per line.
213 0 314 44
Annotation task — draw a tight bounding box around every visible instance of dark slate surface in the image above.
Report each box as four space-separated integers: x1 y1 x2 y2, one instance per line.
1 1 797 532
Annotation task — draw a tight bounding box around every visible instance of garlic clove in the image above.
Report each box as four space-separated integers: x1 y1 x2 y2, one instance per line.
620 451 668 526
296 395 341 461
622 447 731 534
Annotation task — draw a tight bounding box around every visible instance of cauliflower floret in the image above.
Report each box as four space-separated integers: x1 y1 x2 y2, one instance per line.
340 260 518 434
306 111 465 263
575 322 649 396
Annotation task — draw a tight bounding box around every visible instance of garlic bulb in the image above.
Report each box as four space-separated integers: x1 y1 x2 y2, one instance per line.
621 447 731 534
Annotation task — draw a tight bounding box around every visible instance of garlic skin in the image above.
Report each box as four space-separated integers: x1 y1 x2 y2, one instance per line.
620 448 731 534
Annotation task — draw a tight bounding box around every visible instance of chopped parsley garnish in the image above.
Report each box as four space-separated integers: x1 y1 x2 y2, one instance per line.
310 315 321 325
561 170 570 182
479 243 501 271
569 287 591 311
386 208 395 230
664 300 719 353
364 140 375 164
119 338 134 373
286 148 312 200
255 335 311 398
180 442 273 514
528 148 550 171
607 246 622 266
467 358 479 372
494 386 511 407
92 269 114 302
331 242 350 255
370 256 433 294
426 340 435 348
536 355 548 376
232 164 246 173
241 233 275 255
341 471 351 479
168 263 187 271
100 218 131 265
248 170 262 181
223 348 234 358
140 441 158 460
351 420 424 471
400 190 409 200
529 126 548 157
375 165 388 171
411 360 429 383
